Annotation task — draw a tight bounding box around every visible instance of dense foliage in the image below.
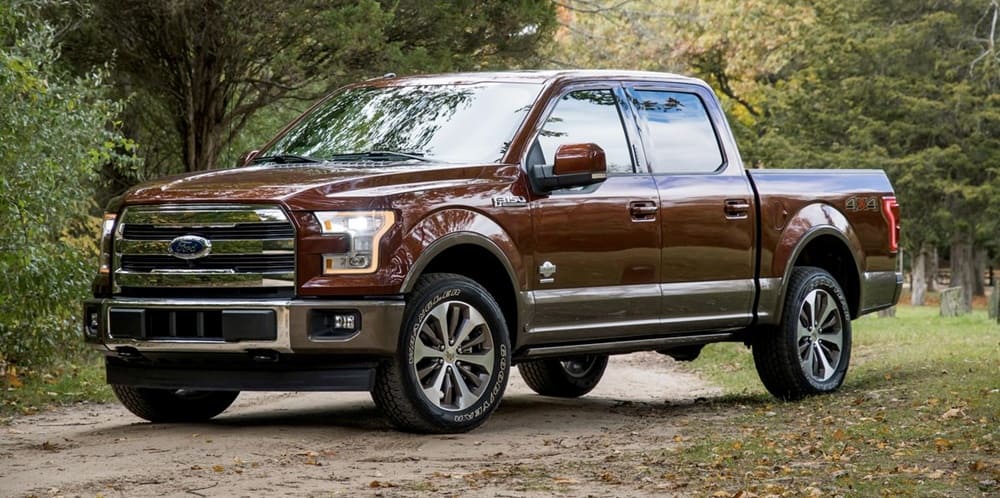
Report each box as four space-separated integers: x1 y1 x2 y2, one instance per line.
58 0 558 174
553 0 1000 306
0 1 132 367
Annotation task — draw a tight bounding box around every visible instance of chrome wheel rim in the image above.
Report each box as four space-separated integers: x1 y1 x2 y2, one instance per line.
561 356 599 379
796 289 844 382
411 300 494 412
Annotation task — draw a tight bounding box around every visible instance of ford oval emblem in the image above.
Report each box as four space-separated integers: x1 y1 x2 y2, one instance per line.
167 235 212 260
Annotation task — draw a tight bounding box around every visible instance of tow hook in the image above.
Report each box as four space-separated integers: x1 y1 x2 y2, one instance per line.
114 346 144 361
248 349 280 363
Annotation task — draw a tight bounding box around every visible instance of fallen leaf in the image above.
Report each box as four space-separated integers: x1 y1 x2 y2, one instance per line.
4 368 22 388
934 438 952 452
941 408 964 420
969 461 986 472
832 429 846 441
212 465 224 473
369 480 396 488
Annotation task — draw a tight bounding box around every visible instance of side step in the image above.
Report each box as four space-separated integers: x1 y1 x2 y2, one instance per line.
517 332 739 360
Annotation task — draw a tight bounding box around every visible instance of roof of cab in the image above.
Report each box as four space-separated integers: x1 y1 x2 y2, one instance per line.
368 69 704 87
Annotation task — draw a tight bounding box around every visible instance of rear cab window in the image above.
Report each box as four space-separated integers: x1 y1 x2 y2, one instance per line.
627 89 725 174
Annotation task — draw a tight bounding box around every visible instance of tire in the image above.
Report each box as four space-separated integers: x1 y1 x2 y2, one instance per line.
372 273 511 433
518 354 608 398
111 385 238 422
753 266 852 400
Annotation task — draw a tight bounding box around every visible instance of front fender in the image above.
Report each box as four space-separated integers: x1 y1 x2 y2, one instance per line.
396 208 525 294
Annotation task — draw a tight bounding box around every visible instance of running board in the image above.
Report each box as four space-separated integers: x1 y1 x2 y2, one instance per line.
517 332 739 360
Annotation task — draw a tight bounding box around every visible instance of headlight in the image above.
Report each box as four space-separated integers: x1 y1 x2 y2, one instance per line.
98 213 116 275
314 210 395 274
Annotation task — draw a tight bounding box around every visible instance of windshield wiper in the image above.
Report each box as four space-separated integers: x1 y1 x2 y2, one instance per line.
326 150 431 162
251 153 321 164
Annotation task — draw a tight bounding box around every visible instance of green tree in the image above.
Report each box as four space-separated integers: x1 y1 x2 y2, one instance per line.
0 0 133 367
60 0 557 174
754 0 1000 309
544 0 815 162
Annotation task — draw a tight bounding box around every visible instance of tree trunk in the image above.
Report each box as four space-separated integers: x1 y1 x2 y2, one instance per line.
974 248 987 297
988 286 999 320
927 246 938 292
949 232 974 313
910 243 929 306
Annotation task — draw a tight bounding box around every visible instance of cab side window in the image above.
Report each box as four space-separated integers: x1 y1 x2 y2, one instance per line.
531 89 634 174
631 90 724 174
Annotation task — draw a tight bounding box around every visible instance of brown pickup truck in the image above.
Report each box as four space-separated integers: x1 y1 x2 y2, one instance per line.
84 70 902 433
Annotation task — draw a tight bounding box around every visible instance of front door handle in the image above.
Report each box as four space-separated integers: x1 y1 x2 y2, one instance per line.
724 199 751 219
629 201 658 221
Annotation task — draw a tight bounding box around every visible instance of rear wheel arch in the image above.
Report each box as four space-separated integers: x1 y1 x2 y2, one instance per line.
773 222 863 321
790 232 861 318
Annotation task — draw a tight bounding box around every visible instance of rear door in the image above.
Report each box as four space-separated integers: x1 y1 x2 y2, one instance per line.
624 83 756 332
525 84 662 344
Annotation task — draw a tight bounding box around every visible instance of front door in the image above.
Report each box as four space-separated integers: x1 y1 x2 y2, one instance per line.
525 86 662 344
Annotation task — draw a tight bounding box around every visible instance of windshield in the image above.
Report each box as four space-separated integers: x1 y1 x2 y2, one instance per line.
260 82 543 164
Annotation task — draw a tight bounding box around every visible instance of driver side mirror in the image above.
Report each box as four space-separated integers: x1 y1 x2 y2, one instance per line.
532 143 608 191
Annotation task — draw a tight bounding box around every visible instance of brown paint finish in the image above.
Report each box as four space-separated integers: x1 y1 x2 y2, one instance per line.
750 169 898 280
552 143 607 176
103 70 901 338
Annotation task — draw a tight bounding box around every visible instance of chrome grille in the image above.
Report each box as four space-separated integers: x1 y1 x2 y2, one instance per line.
113 204 296 292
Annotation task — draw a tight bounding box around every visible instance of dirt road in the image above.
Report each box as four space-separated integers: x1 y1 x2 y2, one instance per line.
0 353 721 497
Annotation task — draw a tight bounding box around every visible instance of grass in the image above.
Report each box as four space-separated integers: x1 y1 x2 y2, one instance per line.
641 305 1000 496
392 305 997 497
0 352 113 421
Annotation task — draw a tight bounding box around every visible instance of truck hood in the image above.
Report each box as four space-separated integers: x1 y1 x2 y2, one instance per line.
119 162 506 209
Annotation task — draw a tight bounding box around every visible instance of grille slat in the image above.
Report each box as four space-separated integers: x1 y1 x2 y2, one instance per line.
122 222 294 240
120 255 295 273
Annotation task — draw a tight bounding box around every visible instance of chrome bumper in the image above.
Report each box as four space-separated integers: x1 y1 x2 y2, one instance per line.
83 297 405 356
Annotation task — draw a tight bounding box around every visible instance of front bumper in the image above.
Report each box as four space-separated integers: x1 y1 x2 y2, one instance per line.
83 297 405 355
84 296 405 392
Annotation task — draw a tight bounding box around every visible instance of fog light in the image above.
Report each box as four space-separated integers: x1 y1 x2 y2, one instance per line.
309 310 361 340
84 306 101 338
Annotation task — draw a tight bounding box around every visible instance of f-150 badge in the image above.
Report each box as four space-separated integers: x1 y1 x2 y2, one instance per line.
492 195 527 208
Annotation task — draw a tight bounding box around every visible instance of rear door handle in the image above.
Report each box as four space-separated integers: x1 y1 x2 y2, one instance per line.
629 200 658 221
724 199 751 219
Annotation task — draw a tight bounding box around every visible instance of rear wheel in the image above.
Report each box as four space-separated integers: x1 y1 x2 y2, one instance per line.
518 354 608 398
111 385 238 422
372 273 510 433
753 266 852 400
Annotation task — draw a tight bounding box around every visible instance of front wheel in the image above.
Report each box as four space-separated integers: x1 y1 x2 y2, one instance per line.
111 386 238 422
372 273 510 433
752 266 852 400
518 354 608 398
